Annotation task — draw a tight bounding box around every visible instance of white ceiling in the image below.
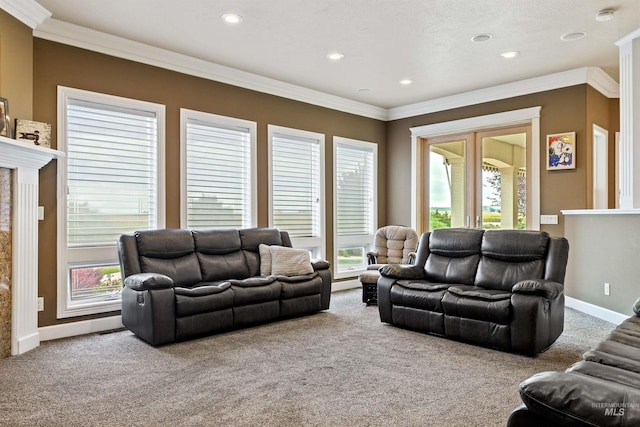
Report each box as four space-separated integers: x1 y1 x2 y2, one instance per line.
31 0 640 110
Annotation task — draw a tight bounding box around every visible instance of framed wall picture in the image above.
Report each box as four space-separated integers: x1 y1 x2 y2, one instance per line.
0 97 10 138
547 132 576 170
15 119 52 148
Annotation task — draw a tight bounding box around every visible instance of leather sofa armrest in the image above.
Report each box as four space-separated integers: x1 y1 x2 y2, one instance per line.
512 279 563 299
311 259 330 271
379 264 425 280
124 273 174 291
519 371 640 426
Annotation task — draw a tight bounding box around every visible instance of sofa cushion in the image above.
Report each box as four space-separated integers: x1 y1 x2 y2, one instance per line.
135 229 194 258
240 228 283 251
474 230 547 291
442 285 511 323
568 360 640 389
192 229 242 254
259 244 272 275
175 282 234 317
139 253 202 287
269 246 314 276
475 257 545 292
391 281 448 312
279 275 323 299
481 230 549 262
429 228 483 257
197 251 250 281
424 254 480 285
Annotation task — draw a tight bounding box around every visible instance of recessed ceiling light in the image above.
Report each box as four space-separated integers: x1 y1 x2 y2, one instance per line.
500 51 519 59
471 33 492 42
357 88 372 93
399 79 413 85
327 52 344 61
595 9 615 22
560 32 587 41
221 13 243 24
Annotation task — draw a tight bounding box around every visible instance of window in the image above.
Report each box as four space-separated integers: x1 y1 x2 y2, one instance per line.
268 125 325 258
180 109 257 229
333 137 377 278
57 86 165 318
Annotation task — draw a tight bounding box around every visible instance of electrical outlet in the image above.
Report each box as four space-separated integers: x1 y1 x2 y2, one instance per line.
604 283 610 296
37 297 44 311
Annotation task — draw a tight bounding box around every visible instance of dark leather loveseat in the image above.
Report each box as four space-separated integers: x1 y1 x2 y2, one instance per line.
377 228 569 355
117 227 331 345
508 299 640 426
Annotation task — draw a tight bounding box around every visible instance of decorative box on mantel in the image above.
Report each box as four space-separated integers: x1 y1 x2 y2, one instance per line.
0 135 63 356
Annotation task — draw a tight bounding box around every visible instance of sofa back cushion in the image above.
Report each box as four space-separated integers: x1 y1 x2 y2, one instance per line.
240 228 285 276
475 230 548 291
136 229 202 287
193 229 251 281
424 228 483 285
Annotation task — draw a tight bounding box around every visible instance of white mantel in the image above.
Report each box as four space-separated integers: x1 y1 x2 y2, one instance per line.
0 135 63 355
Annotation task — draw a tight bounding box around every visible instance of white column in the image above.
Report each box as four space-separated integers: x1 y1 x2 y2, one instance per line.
0 136 63 355
616 29 640 209
11 166 40 355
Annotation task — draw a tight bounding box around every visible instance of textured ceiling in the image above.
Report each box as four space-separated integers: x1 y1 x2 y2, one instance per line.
34 0 640 109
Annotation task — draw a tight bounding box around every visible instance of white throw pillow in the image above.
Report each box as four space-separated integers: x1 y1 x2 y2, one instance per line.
269 245 314 276
259 244 272 276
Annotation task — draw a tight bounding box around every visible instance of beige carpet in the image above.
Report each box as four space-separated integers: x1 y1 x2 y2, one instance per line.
0 289 615 427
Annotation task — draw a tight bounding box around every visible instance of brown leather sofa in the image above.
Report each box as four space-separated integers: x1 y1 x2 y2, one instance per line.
117 227 331 345
508 299 640 426
377 228 569 355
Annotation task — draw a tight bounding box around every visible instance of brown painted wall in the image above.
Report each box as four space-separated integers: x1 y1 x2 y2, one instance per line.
0 10 33 123
586 85 619 208
33 39 387 326
385 85 619 236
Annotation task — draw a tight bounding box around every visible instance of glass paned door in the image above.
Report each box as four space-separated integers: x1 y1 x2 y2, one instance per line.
477 129 528 230
427 137 469 230
423 126 530 232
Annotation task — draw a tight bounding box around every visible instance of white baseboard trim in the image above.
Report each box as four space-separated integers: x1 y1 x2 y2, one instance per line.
565 296 628 325
332 279 360 293
39 315 124 342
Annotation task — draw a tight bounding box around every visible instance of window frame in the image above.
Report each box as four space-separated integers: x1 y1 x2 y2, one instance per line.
333 136 378 279
179 109 257 229
56 86 166 318
267 124 326 259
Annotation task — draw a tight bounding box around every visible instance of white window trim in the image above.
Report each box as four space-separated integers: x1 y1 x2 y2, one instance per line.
56 86 166 318
267 124 326 259
333 136 378 279
179 109 257 229
409 107 541 232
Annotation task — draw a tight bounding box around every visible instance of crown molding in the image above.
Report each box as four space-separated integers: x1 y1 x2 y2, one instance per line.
28 15 620 122
33 18 388 121
0 0 50 29
388 67 619 121
615 27 640 47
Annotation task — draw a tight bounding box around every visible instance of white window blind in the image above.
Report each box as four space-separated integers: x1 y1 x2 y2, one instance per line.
336 142 375 236
57 86 165 318
333 137 377 278
185 118 252 229
66 99 159 247
271 133 321 238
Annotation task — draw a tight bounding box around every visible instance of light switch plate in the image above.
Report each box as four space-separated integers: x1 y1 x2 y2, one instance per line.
540 214 558 225
38 206 45 221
